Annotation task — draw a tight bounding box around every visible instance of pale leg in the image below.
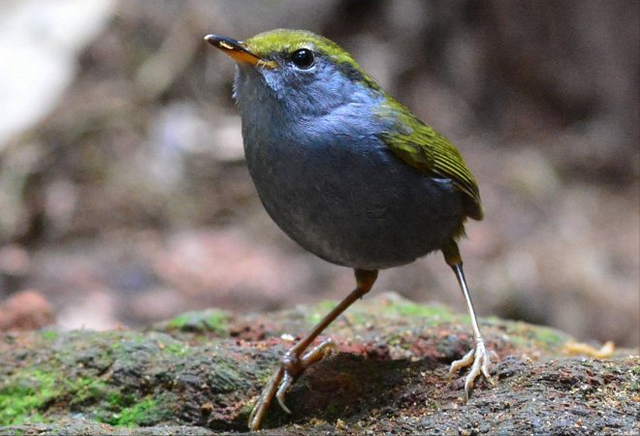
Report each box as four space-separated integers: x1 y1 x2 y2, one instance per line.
442 240 494 400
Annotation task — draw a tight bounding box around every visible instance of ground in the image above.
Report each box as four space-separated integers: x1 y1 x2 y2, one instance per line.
1 293 638 435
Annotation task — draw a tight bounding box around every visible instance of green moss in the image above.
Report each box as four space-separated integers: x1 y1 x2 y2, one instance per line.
384 300 455 324
0 370 59 425
628 365 640 392
533 326 567 346
305 300 339 326
484 315 503 325
108 391 123 407
168 313 193 329
504 322 568 351
506 334 527 347
305 299 458 330
40 330 58 341
0 365 124 426
166 309 229 335
205 311 229 334
67 378 109 407
100 397 162 427
161 342 189 357
167 314 191 329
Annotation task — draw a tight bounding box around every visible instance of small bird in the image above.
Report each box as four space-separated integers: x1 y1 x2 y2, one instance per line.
205 29 493 431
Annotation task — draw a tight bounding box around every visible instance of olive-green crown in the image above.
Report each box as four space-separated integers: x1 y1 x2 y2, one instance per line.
245 29 380 89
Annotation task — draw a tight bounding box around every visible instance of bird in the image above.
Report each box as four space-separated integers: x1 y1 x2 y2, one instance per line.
204 29 493 431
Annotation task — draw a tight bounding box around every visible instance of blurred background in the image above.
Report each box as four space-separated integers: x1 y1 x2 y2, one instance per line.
0 0 638 347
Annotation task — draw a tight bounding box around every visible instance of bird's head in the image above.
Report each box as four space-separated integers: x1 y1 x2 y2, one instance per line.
205 29 381 119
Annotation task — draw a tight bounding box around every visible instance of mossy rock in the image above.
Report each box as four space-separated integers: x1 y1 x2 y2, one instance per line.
1 293 638 435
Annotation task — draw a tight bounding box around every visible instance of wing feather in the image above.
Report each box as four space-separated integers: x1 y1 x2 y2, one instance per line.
376 100 483 220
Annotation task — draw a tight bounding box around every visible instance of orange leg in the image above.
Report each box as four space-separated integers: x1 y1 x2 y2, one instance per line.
248 269 378 431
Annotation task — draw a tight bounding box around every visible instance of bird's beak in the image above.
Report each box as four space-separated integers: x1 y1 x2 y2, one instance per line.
204 34 277 69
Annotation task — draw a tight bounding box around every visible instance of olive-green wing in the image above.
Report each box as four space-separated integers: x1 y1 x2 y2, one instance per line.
377 102 484 221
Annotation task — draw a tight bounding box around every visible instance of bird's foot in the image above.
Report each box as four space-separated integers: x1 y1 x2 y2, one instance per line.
248 338 337 431
449 338 495 401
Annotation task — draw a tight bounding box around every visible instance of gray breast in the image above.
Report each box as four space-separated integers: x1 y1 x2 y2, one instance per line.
240 104 465 270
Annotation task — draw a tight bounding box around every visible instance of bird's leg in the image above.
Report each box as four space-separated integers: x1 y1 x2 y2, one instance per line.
248 269 378 431
442 240 494 401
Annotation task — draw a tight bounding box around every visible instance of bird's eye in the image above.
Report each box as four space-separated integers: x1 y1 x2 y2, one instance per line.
290 49 315 69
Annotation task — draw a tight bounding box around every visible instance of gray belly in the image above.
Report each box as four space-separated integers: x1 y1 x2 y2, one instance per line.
244 135 465 270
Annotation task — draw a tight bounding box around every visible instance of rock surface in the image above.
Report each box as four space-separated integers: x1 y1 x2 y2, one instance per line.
1 293 638 435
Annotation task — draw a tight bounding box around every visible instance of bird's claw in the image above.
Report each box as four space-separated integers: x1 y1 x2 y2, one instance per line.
449 338 494 401
248 338 337 431
275 371 294 413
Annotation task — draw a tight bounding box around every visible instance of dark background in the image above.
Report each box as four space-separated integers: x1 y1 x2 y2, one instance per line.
0 0 638 347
